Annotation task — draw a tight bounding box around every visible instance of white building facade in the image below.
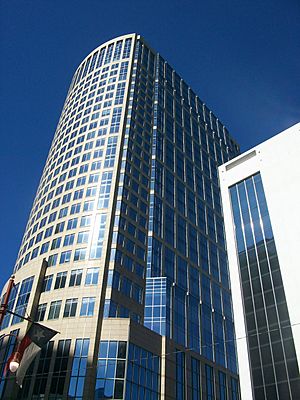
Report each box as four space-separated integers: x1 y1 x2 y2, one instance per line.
219 123 300 400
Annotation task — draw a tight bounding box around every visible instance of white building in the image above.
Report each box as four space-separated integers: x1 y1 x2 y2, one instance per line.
219 123 300 399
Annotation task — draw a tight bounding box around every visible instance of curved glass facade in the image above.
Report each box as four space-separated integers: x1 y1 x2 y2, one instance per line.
0 34 240 399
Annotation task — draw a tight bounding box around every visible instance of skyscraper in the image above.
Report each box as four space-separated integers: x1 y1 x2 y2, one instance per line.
219 123 300 400
0 33 240 399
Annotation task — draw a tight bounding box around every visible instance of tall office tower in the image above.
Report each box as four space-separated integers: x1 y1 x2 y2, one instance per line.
219 123 300 400
0 34 241 399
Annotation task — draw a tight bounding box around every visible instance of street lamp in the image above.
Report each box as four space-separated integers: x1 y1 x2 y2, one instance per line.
9 353 21 373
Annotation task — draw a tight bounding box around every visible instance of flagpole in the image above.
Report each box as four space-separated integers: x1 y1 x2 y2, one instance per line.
5 309 33 323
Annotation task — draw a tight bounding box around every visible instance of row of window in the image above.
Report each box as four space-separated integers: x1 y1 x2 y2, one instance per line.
33 141 116 212
144 277 236 371
176 351 239 400
71 37 132 90
103 299 141 323
46 62 128 176
37 296 96 321
56 62 128 147
107 269 143 304
57 61 128 140
1 276 34 330
17 58 129 270
42 267 99 292
21 210 107 267
21 38 239 268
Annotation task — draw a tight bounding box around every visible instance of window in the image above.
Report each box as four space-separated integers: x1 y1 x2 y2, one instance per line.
48 300 62 320
43 203 51 215
115 82 125 105
80 297 95 316
50 339 71 395
27 238 34 250
122 38 131 58
91 161 101 171
71 203 81 214
36 303 47 322
98 171 113 209
44 226 54 238
176 351 185 400
42 275 53 292
76 231 89 245
52 198 61 209
63 298 78 318
231 378 239 400
33 341 53 396
35 232 43 243
48 211 57 223
0 282 19 329
67 218 78 230
40 241 50 254
68 339 90 398
219 371 227 400
48 253 58 267
80 215 92 227
11 276 34 324
73 189 84 200
191 358 200 400
104 136 118 168
51 237 61 250
54 272 67 289
124 342 160 400
110 107 122 133
205 364 215 400
60 250 72 264
74 248 86 261
76 176 86 186
31 246 39 259
83 201 94 212
89 214 106 259
62 193 71 204
69 269 83 287
64 233 75 246
86 186 97 197
79 164 89 174
89 173 100 184
85 267 100 285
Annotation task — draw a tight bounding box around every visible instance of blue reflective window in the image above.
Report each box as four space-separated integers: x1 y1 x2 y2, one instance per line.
68 338 90 398
11 277 34 324
231 377 239 400
95 341 127 400
176 350 185 400
85 267 99 285
1 283 19 329
191 357 200 400
80 297 95 316
126 343 160 400
229 172 290 378
50 339 71 395
205 364 214 400
218 371 227 400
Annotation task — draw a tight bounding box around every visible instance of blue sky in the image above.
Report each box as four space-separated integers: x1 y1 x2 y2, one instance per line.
0 0 299 290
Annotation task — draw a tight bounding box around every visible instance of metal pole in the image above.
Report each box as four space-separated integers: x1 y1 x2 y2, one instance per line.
0 275 15 326
5 309 33 323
